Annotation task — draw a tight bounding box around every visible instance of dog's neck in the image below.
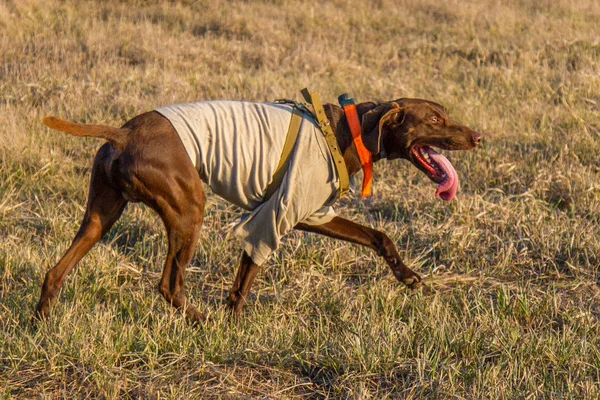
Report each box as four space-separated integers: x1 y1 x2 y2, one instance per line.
324 103 384 177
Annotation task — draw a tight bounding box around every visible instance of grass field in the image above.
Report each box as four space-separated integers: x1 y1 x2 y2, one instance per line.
1 0 600 398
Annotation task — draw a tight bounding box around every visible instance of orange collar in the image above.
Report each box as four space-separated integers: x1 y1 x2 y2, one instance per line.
343 103 373 197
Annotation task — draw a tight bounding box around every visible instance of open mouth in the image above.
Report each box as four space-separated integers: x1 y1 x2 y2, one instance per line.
411 144 459 201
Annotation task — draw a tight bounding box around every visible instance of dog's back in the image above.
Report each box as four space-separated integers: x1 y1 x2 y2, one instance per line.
155 101 336 211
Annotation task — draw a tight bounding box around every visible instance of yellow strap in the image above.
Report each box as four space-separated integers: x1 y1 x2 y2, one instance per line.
300 88 349 197
264 107 303 201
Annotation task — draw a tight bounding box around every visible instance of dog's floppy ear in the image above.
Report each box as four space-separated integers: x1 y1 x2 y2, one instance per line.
360 102 404 155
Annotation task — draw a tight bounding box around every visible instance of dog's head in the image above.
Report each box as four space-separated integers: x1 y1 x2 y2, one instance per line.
359 99 482 201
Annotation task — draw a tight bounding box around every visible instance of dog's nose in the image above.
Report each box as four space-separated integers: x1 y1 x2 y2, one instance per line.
471 131 482 146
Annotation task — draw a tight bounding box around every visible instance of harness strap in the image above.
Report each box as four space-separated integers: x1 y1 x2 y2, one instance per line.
264 106 303 201
300 88 350 197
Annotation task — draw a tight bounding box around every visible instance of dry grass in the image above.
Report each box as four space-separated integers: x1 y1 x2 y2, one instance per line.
1 0 600 398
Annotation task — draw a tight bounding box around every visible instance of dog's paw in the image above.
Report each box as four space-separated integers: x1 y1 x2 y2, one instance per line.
31 302 50 323
403 275 435 294
402 273 422 287
186 308 207 327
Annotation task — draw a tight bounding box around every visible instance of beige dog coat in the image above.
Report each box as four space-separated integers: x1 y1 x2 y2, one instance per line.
156 101 340 265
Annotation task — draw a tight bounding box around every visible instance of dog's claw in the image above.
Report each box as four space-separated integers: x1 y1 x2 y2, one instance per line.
401 274 421 287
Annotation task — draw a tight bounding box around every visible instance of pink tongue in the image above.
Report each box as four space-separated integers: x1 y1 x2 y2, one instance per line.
425 147 459 201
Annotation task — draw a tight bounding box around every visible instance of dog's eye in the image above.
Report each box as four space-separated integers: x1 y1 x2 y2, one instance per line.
430 116 441 124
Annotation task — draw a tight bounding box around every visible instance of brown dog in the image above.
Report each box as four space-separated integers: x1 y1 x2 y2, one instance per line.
36 97 481 324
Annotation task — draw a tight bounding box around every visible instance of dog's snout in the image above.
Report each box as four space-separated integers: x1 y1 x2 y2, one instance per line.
471 131 482 146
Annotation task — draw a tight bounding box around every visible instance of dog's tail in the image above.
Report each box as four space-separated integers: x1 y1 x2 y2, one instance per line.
42 116 129 151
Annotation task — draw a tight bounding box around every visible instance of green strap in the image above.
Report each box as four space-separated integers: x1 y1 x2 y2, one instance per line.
300 88 350 198
264 107 303 201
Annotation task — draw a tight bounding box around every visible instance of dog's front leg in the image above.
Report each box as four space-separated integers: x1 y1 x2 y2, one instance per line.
296 217 423 287
227 251 260 317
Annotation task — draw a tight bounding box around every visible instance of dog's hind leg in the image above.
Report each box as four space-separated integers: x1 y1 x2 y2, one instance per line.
156 205 205 324
129 154 206 324
115 112 207 325
34 144 127 321
125 158 206 324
